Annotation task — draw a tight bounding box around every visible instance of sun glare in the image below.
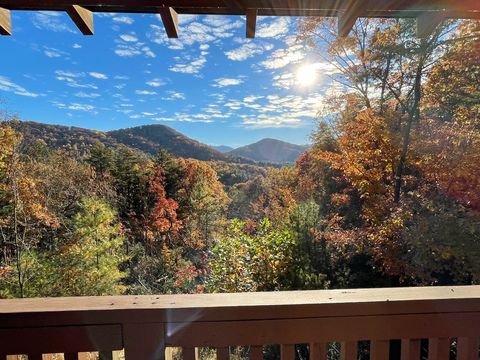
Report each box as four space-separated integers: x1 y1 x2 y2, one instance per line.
296 64 318 87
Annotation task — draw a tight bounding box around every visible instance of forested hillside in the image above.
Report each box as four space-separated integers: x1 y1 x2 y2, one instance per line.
0 19 479 299
108 124 229 161
229 138 308 164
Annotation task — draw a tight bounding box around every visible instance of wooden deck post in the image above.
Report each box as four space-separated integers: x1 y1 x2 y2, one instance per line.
124 323 165 360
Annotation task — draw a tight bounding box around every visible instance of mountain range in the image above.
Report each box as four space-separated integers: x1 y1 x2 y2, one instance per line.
8 120 308 164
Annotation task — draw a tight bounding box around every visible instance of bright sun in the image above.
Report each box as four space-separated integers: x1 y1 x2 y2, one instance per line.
296 64 318 87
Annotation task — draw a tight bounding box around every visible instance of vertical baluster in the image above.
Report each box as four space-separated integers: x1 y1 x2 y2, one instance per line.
281 345 295 360
28 355 43 360
183 348 196 360
428 338 450 360
99 352 113 360
371 340 389 360
217 347 229 360
309 343 326 360
249 346 263 360
340 342 357 360
457 337 479 360
64 354 78 360
401 339 421 360
124 323 165 360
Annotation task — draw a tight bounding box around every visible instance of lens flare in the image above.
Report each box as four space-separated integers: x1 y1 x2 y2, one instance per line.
296 64 317 87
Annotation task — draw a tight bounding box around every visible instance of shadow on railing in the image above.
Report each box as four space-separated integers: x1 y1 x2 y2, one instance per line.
1 286 480 360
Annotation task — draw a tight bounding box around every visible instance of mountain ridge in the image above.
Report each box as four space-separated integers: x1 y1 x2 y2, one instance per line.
6 120 307 165
228 138 308 164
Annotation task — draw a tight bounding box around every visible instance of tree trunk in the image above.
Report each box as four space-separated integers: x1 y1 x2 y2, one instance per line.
394 60 423 203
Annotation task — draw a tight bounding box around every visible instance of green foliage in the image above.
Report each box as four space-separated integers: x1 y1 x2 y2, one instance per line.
207 219 295 292
43 197 126 296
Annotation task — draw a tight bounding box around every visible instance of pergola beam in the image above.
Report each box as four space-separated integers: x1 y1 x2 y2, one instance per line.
0 6 11 35
66 5 93 35
0 0 478 38
338 0 364 37
159 6 178 38
246 8 257 38
417 11 446 38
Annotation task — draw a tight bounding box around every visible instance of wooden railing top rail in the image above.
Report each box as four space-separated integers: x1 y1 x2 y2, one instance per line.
2 285 480 358
1 285 480 327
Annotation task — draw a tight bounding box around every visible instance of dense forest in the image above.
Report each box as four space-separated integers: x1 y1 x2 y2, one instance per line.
0 19 479 298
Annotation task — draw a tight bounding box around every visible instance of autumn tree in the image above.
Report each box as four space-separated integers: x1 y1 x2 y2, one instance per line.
207 219 295 292
0 127 58 298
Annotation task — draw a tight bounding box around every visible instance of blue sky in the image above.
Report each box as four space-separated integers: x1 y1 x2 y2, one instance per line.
0 11 339 147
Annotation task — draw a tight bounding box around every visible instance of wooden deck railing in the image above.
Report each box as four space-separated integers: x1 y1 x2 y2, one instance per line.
1 286 480 360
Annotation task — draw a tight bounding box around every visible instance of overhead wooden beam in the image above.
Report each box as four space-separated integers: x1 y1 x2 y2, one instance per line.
66 5 93 35
246 8 257 38
159 6 179 38
417 11 446 38
0 6 11 35
337 0 364 38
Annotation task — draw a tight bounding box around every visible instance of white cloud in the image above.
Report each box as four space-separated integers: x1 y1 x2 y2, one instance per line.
169 53 207 74
32 11 74 33
74 91 101 98
213 78 244 87
0 75 42 97
89 72 108 80
114 33 156 58
225 42 274 61
53 101 96 113
146 79 165 87
135 90 157 95
113 16 134 24
120 34 138 42
72 43 82 49
43 46 68 58
148 17 242 50
260 44 305 69
162 91 186 100
55 70 98 89
256 17 290 38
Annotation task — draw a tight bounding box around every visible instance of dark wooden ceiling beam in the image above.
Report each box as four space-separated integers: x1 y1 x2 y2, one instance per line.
417 11 446 37
0 0 478 38
0 0 478 14
159 6 178 38
0 6 11 35
66 4 93 35
246 8 257 38
338 0 364 37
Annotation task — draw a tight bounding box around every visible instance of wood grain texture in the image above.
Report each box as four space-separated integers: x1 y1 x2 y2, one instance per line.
0 7 11 35
249 346 263 360
0 325 122 355
428 338 450 360
340 342 357 360
66 5 93 35
280 345 294 360
337 0 364 37
400 339 420 360
246 8 257 38
309 343 326 360
457 337 479 360
216 347 229 360
123 323 165 360
182 348 195 360
0 0 478 20
159 6 178 38
370 340 389 360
